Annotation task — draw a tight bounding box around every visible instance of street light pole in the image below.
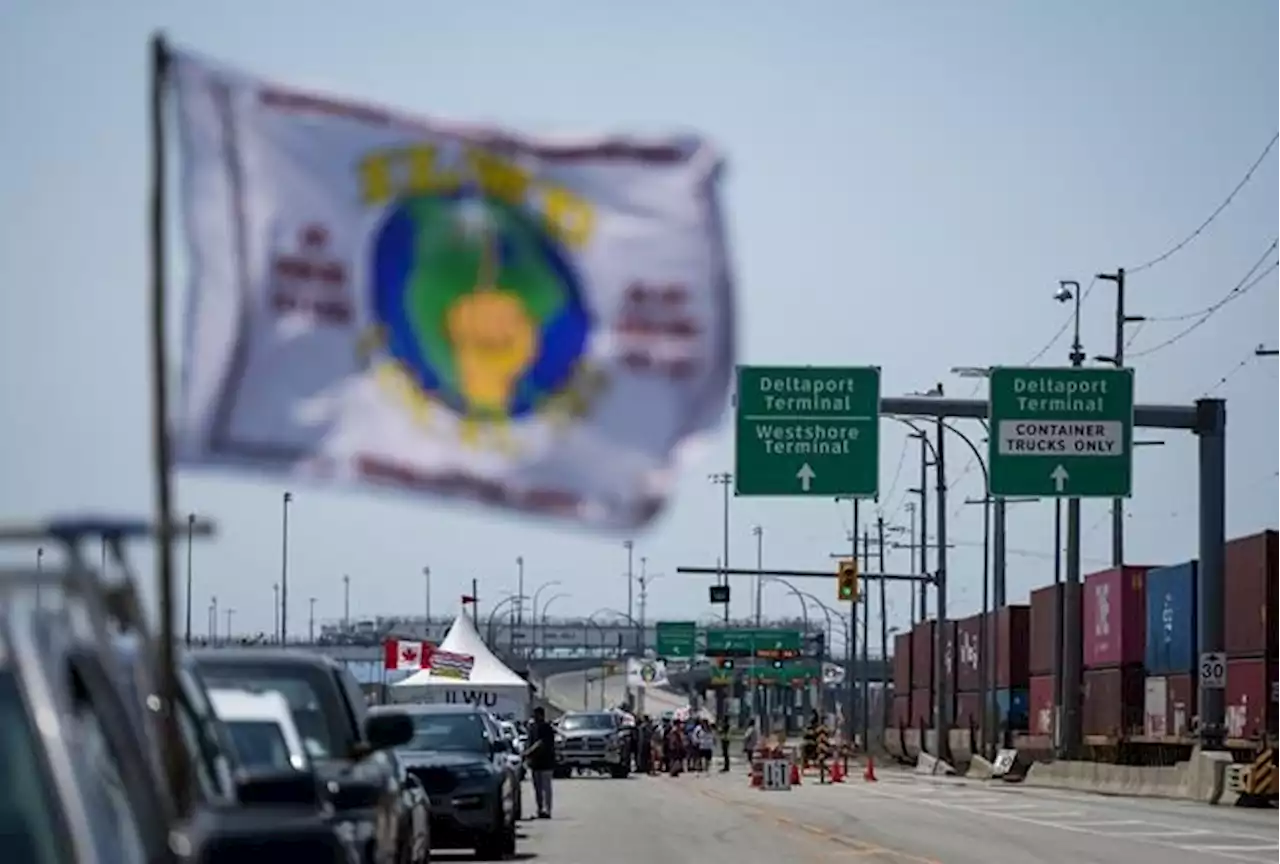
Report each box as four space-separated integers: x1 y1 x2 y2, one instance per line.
423 566 431 637
516 557 525 628
709 473 733 623
273 583 280 642
624 540 635 647
343 574 351 627
280 491 292 642
1058 279 1085 758
309 597 317 642
184 513 195 647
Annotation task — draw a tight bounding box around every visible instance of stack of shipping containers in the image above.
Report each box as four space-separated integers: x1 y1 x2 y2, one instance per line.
891 631 912 727
1081 565 1151 739
1143 561 1197 739
989 605 1031 733
1223 530 1278 743
911 620 935 727
954 613 983 731
1028 583 1077 738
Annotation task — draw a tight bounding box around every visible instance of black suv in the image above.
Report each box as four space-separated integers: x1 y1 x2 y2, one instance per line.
377 704 518 860
192 650 427 864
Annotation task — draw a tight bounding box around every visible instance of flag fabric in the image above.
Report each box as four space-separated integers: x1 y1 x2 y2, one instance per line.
384 638 433 671
167 46 735 531
625 657 668 689
428 649 475 681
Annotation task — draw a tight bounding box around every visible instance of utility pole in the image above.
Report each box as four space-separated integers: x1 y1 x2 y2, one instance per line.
904 502 917 620
877 515 889 733
516 556 525 627
624 540 635 649
709 473 733 622
752 525 764 723
342 574 351 626
273 583 280 643
861 527 871 745
911 432 931 620
1061 279 1086 758
846 499 859 744
933 397 951 758
280 491 292 643
308 597 317 642
423 566 431 636
184 513 195 647
1097 268 1141 568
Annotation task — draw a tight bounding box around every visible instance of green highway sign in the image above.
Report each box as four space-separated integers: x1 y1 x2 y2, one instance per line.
655 621 698 658
734 365 881 497
704 628 802 657
987 366 1135 498
749 661 820 684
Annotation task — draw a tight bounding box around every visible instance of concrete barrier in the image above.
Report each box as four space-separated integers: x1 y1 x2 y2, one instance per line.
885 729 905 761
916 751 956 776
966 754 994 780
948 729 973 771
904 729 922 761
1022 752 1237 803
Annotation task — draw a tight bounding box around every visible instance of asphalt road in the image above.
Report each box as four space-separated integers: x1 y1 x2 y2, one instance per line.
542 669 689 716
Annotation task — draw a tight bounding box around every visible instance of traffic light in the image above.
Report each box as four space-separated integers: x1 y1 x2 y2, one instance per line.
837 558 859 602
771 659 783 669
718 657 735 670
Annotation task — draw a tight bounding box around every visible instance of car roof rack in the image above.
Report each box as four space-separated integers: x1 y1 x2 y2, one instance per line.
0 515 216 652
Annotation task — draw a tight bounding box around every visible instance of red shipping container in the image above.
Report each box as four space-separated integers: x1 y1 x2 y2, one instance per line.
1082 666 1145 739
1029 674 1055 735
1082 566 1151 669
911 621 936 689
1223 530 1278 658
955 614 983 693
990 605 1031 689
891 695 911 728
1225 657 1271 740
1165 672 1196 739
893 632 912 693
910 688 932 728
955 691 982 731
1030 584 1079 676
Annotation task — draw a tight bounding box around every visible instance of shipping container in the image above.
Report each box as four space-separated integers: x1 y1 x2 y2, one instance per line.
995 688 1029 731
1081 666 1145 739
1144 561 1197 676
1029 674 1055 736
893 632 912 694
1083 565 1150 669
939 620 957 694
1225 656 1272 740
911 621 936 689
891 694 911 728
1030 584 1079 676
1224 530 1278 658
955 691 981 731
910 688 932 728
991 605 1030 690
1165 672 1195 739
955 614 983 693
1143 676 1167 738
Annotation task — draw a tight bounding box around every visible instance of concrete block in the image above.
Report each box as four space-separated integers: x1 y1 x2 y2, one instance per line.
967 754 994 780
916 751 956 776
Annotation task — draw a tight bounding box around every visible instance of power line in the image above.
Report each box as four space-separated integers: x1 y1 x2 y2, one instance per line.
1127 132 1279 275
1141 239 1278 322
878 434 910 520
1127 257 1278 359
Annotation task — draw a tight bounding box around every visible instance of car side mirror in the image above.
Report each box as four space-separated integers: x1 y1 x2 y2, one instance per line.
364 712 414 753
234 769 322 808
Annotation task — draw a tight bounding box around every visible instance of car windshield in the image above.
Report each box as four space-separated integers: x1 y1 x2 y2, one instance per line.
560 714 614 731
197 663 340 760
226 720 298 772
0 670 69 864
402 712 488 753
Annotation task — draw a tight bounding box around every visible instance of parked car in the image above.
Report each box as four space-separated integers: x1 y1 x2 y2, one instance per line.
192 649 427 864
1 562 348 864
554 711 630 778
375 703 518 860
493 718 526 817
209 688 310 772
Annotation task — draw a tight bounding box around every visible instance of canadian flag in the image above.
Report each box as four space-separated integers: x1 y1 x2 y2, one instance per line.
384 639 433 671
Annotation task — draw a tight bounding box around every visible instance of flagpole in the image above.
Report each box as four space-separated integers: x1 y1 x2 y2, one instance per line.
148 32 189 816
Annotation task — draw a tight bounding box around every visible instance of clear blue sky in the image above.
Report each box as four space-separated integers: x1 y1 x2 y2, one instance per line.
1 1 1276 643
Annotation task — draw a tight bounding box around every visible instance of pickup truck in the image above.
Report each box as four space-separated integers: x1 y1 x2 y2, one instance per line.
554 711 630 778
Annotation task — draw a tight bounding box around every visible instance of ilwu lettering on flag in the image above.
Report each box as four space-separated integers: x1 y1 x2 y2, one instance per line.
429 650 475 681
167 46 735 531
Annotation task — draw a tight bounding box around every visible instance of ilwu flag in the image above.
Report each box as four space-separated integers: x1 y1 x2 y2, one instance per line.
168 46 735 530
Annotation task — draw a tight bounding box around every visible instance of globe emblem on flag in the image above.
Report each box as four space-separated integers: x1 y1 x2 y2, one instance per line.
639 662 657 683
370 191 591 422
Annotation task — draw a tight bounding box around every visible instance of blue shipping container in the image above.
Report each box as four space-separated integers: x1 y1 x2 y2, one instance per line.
1145 561 1198 675
995 688 1029 730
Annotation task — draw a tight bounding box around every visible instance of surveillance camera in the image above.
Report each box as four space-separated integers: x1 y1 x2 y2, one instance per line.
1053 285 1073 303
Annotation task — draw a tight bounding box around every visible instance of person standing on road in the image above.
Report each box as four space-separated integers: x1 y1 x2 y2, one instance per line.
524 707 557 819
718 718 732 772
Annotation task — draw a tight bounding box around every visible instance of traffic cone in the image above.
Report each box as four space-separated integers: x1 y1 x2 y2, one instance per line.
830 759 845 783
789 762 802 786
863 755 877 783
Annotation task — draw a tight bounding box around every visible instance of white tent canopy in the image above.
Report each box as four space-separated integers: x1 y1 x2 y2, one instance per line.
390 611 531 719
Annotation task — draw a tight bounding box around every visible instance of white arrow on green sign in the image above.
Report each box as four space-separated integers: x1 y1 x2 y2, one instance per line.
987 366 1135 498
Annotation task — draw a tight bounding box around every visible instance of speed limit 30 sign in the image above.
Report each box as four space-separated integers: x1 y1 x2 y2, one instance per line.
1200 651 1227 689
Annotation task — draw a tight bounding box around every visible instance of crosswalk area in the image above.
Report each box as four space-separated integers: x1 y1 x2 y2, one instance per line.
849 774 1278 862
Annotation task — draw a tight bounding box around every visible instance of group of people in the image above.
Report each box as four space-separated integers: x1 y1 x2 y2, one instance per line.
633 715 731 775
